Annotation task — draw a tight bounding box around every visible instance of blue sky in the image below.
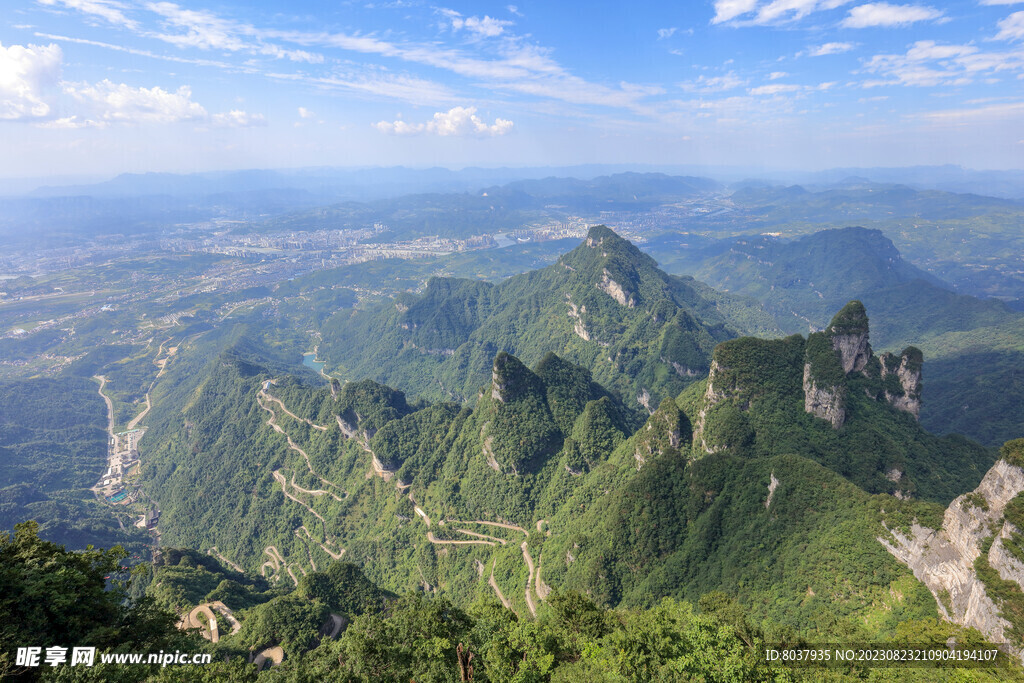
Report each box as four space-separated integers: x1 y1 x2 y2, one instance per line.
1 0 1022 178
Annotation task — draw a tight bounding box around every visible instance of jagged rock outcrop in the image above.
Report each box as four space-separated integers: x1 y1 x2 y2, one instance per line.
632 398 686 470
565 295 591 341
662 357 700 378
597 268 636 307
480 351 639 477
693 359 728 454
802 363 846 428
490 352 530 403
880 347 923 419
826 301 872 374
802 323 848 428
637 388 652 412
336 415 359 439
879 453 1024 655
801 301 923 427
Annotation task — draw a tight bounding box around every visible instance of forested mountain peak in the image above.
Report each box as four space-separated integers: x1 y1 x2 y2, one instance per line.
684 301 994 502
559 224 675 311
474 351 639 476
488 351 544 404
318 227 775 409
692 226 947 334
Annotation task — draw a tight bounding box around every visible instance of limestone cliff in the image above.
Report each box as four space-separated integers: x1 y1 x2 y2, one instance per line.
880 347 923 419
597 268 636 308
802 329 847 429
827 301 872 374
490 352 534 403
801 301 924 427
693 359 729 454
632 398 686 470
802 363 846 428
879 443 1024 656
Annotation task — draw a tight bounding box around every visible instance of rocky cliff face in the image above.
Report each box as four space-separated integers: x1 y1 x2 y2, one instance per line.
490 352 533 403
801 301 924 427
880 348 923 419
693 359 729 454
565 295 591 341
597 269 636 308
828 301 872 374
803 363 846 428
879 457 1024 655
632 398 685 469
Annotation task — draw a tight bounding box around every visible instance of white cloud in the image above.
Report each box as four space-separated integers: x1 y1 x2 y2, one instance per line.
146 1 246 50
146 1 323 62
37 0 660 116
861 40 1024 87
33 31 243 70
915 101 1024 124
678 72 747 92
808 41 856 55
37 0 138 30
713 0 853 24
996 11 1024 41
768 71 788 79
36 115 97 128
749 83 803 94
444 10 513 39
210 109 266 127
904 41 977 60
63 79 207 124
658 27 678 39
712 0 759 23
756 0 853 23
297 106 314 118
980 0 1024 5
54 77 264 128
269 71 455 106
2 41 246 129
841 3 944 28
0 42 62 120
75 2 662 114
374 106 513 136
507 5 523 16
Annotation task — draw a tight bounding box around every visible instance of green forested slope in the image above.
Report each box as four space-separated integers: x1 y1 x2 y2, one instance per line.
684 227 1024 446
5 520 1016 682
0 377 148 551
319 225 779 409
137 320 994 649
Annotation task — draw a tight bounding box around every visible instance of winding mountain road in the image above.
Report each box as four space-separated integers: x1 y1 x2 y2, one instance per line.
261 388 329 431
522 541 538 617
272 470 326 523
207 547 244 573
489 559 513 611
258 390 345 494
427 532 496 546
126 392 151 430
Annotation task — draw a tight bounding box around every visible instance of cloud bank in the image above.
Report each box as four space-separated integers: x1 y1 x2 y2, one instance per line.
374 106 513 136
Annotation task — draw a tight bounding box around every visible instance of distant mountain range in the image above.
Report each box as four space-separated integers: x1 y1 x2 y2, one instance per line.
14 163 1024 200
